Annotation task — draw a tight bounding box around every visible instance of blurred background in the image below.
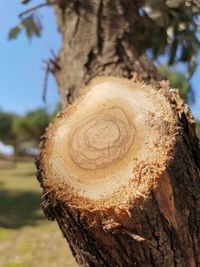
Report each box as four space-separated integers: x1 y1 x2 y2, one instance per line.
0 1 78 267
0 1 199 267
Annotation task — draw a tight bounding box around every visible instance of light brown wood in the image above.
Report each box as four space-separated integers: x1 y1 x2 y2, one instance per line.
39 77 178 209
36 76 200 266
36 0 200 265
70 106 135 170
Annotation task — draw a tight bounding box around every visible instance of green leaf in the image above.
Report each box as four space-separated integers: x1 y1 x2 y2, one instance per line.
8 26 22 40
180 41 196 63
22 15 42 39
188 58 197 78
168 38 178 65
8 15 42 41
21 0 32 4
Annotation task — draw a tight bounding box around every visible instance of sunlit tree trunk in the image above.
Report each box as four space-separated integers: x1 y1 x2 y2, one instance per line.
37 1 200 266
52 0 160 107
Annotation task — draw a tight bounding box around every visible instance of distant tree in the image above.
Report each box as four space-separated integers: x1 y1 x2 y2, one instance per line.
0 112 19 155
14 108 51 147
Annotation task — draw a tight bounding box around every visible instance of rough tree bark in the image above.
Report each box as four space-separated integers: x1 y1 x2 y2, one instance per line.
51 0 161 107
36 1 200 266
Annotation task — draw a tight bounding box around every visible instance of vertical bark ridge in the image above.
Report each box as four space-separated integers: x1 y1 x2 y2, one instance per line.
52 0 161 107
36 77 200 266
36 1 200 266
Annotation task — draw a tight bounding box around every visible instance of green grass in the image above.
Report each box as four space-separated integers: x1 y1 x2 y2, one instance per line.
0 161 77 267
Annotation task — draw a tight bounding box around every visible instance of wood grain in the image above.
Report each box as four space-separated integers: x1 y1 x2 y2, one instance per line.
70 107 135 170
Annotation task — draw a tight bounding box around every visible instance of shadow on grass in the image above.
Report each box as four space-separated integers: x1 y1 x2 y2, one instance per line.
0 189 45 229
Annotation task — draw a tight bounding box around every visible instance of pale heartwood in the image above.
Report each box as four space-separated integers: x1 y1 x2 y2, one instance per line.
36 1 200 266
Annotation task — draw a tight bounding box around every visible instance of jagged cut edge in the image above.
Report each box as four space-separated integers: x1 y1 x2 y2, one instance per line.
36 76 182 211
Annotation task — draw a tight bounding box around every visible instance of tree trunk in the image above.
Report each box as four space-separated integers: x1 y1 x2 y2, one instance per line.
36 1 200 266
52 0 161 107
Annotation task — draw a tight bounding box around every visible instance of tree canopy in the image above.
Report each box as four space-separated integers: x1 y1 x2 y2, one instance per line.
4 0 199 149
158 65 193 102
9 0 200 77
14 108 51 146
0 108 52 155
0 112 18 147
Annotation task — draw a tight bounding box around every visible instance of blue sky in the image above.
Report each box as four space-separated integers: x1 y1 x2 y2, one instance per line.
0 1 61 115
0 1 199 120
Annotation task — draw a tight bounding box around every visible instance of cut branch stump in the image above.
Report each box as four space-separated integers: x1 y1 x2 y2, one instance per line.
37 77 200 267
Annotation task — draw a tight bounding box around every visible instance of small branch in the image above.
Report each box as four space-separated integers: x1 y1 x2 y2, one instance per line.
19 2 52 18
49 59 61 71
42 57 61 102
50 48 57 60
42 62 50 103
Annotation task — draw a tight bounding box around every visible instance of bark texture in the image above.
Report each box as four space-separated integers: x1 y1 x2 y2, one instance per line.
36 1 200 266
52 0 161 107
37 78 200 267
